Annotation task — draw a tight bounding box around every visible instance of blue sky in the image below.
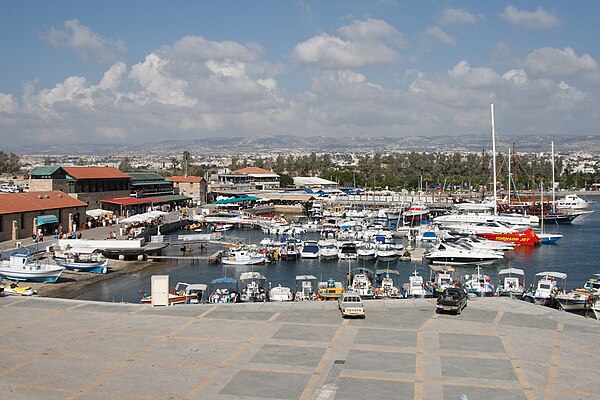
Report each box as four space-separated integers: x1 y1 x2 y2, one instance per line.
1 1 600 148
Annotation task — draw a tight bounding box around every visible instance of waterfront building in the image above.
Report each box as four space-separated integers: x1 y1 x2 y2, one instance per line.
127 172 174 198
218 167 280 190
293 176 339 190
0 191 87 241
167 175 208 205
29 166 131 210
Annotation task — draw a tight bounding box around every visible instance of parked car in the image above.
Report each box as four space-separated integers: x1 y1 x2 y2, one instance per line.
436 287 467 314
338 292 365 318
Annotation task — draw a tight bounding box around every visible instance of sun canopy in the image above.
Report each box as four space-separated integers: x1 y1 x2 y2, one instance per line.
429 265 456 272
498 268 525 276
535 271 567 280
375 269 400 275
86 209 114 218
120 210 167 224
211 277 237 285
296 275 317 280
212 196 261 204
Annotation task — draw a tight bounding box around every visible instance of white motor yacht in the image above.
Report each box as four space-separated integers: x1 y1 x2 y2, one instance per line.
425 242 504 266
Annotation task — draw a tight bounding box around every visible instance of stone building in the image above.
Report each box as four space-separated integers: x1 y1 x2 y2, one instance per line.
0 191 87 241
167 176 208 205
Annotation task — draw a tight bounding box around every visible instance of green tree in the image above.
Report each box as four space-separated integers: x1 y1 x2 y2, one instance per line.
279 173 294 187
182 150 191 176
118 157 133 171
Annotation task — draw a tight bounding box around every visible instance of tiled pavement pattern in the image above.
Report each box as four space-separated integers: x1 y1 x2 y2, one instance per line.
0 296 599 400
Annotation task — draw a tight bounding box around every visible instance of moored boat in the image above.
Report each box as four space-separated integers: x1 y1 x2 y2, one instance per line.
476 227 541 246
0 252 65 283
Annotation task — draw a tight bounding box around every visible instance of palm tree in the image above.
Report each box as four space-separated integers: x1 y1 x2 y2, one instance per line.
171 158 180 174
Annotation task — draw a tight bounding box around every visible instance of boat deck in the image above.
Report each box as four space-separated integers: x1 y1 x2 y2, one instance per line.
0 296 598 399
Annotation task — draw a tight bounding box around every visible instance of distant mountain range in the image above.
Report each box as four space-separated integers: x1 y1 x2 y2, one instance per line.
12 134 600 155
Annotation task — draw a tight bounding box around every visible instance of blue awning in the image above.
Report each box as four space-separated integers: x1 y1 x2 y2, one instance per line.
37 215 59 225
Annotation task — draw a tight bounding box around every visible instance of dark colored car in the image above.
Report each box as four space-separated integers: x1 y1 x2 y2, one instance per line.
436 287 467 314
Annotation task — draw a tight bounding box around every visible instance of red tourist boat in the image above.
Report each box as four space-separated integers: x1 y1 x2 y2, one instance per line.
476 228 541 246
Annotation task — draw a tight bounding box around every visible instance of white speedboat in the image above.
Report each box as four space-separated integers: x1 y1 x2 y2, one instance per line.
376 243 398 262
356 241 377 261
0 252 65 283
222 249 266 266
338 242 358 260
300 240 319 259
425 242 503 266
318 240 339 260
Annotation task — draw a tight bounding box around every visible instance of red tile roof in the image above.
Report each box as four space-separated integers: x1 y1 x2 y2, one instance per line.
167 176 205 183
63 166 131 180
101 196 163 206
233 167 278 175
0 191 87 214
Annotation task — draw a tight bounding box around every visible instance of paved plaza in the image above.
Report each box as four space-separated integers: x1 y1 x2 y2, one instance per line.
0 295 599 399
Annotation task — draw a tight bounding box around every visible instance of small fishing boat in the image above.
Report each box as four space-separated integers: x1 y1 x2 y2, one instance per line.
239 271 268 302
317 278 344 300
350 269 375 299
53 248 109 274
496 268 525 298
269 284 294 301
522 271 567 307
295 275 318 301
427 265 455 298
0 252 65 283
462 266 495 297
209 277 238 303
404 269 429 298
141 282 207 305
374 268 401 299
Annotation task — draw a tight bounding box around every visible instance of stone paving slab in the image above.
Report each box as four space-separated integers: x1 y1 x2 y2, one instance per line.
1 295 599 400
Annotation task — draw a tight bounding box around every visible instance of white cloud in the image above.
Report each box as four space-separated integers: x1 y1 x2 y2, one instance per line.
40 19 127 63
524 47 598 78
502 69 527 85
424 26 456 45
500 5 561 29
292 18 404 69
440 8 481 26
447 60 502 88
0 93 18 113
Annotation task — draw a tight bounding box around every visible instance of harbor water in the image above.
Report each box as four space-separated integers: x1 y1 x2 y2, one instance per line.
74 204 599 303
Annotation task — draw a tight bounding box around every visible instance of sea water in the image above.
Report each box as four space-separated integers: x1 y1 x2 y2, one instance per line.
75 203 599 303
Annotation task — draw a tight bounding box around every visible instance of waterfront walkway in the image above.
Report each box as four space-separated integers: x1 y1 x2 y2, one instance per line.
1 296 598 400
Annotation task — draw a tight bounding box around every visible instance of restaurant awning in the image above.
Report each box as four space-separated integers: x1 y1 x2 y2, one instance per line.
212 196 261 204
36 215 59 225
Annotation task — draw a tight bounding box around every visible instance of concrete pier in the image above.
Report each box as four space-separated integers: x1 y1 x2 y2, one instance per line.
0 296 598 399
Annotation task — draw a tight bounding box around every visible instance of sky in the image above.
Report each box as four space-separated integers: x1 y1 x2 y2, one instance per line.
1 0 600 148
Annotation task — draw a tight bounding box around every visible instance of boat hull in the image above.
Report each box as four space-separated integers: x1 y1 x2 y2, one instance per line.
0 268 64 283
54 258 108 274
476 228 541 246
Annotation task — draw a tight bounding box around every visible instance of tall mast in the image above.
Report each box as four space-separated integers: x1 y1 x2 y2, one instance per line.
551 141 556 213
508 147 511 205
490 103 498 216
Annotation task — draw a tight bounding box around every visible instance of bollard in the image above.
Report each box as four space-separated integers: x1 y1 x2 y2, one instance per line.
119 254 125 261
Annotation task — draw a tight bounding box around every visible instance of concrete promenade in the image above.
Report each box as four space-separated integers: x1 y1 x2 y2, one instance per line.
1 296 599 400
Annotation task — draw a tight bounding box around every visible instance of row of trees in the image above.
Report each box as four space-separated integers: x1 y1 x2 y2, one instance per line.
229 151 598 191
